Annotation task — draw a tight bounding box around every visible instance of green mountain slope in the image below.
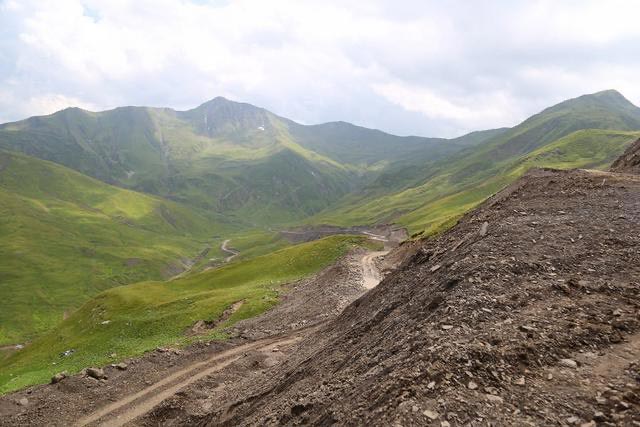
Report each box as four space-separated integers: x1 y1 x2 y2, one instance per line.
0 98 471 226
0 150 231 345
0 235 377 394
314 90 640 233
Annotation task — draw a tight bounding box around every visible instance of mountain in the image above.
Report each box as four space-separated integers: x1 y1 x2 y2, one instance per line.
0 98 472 226
0 149 231 345
1 90 640 401
315 90 640 233
211 160 640 425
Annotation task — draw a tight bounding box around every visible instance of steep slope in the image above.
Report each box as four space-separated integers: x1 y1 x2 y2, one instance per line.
610 137 640 173
316 90 640 233
0 98 470 225
0 150 229 345
210 166 640 426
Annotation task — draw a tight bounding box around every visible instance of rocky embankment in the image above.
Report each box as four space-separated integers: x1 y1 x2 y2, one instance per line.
207 164 640 425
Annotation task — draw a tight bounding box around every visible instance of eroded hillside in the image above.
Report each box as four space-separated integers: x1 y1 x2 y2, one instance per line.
208 166 640 425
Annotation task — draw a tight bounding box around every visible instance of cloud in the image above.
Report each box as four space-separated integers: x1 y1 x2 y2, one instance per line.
1 0 640 136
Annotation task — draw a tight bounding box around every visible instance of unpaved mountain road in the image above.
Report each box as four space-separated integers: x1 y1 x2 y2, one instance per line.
361 251 389 289
75 330 311 427
0 244 395 427
75 251 389 426
220 239 239 262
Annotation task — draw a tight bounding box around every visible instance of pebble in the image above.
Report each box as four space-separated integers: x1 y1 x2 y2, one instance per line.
593 411 606 421
51 371 67 384
514 377 525 386
559 359 578 369
485 394 504 403
18 397 28 406
86 367 107 380
479 222 489 236
423 410 439 420
467 381 478 390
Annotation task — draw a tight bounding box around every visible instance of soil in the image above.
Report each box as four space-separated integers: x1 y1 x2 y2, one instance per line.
201 167 640 426
279 225 406 249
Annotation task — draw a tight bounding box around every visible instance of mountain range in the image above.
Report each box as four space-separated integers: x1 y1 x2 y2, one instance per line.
1 89 640 394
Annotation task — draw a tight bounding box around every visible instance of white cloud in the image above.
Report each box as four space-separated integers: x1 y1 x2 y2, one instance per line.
372 82 519 135
1 0 640 136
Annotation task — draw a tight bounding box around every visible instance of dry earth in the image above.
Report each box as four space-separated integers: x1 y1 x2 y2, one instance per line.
201 167 640 426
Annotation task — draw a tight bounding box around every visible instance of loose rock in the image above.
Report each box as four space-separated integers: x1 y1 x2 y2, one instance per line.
86 367 107 380
423 409 439 420
559 358 578 369
51 372 67 384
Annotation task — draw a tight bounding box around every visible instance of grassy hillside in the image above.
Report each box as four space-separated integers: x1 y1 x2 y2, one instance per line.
0 235 377 394
396 129 640 233
0 150 232 345
313 90 640 234
0 98 472 226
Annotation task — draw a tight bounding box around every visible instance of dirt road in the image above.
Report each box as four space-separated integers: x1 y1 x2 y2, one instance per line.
0 246 394 426
74 330 309 427
361 251 388 289
220 239 239 262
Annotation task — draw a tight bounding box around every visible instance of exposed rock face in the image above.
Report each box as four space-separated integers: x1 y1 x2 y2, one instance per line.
610 137 640 174
206 168 640 426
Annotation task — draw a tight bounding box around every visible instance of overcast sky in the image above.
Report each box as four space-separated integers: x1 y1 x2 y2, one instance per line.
1 0 640 137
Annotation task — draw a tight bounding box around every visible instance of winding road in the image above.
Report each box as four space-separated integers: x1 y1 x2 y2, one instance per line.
75 330 310 427
220 239 239 262
68 248 388 426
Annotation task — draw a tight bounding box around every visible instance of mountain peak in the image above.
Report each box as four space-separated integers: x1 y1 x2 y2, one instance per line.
537 89 640 121
180 96 272 137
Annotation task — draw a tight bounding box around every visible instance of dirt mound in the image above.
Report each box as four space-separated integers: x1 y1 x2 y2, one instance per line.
206 168 640 426
610 137 640 174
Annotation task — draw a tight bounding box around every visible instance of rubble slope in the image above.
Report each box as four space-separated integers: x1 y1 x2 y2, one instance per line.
210 166 640 426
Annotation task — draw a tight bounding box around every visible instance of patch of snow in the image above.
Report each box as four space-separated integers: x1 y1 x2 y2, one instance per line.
258 126 265 131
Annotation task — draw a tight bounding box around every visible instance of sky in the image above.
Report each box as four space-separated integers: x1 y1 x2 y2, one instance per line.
1 0 640 138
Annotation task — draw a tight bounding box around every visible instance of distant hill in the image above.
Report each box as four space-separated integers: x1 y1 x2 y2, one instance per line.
0 98 473 226
315 90 640 233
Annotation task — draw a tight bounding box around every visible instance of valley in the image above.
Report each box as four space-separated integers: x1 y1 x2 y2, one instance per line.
1 90 640 425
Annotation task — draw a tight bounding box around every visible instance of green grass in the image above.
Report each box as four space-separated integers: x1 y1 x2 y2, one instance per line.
0 150 233 345
0 235 376 394
314 129 640 235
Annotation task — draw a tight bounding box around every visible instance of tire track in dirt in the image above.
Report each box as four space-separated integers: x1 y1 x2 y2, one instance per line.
361 251 388 289
75 247 390 426
75 330 313 427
